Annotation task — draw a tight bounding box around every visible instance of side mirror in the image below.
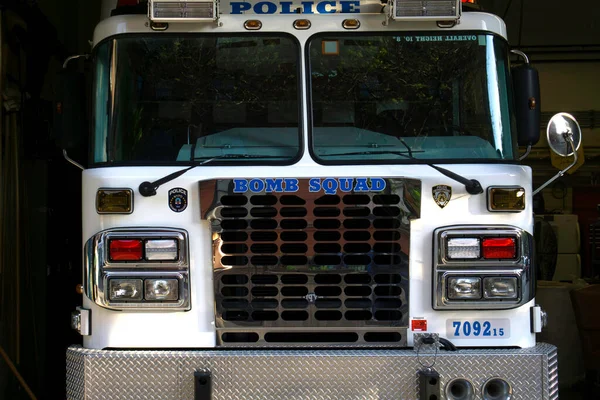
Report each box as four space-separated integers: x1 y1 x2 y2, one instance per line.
533 113 582 195
54 69 86 150
547 112 582 157
54 55 89 169
511 50 540 147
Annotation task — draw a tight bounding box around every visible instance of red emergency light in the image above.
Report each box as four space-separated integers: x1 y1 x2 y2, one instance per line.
482 238 516 259
109 239 143 261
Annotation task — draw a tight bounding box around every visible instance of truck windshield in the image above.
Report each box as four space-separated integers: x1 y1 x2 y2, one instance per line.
92 35 301 165
308 33 517 163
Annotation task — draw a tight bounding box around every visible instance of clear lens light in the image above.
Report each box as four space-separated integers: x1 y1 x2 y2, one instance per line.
145 239 178 261
145 279 179 301
484 277 518 299
448 277 481 299
109 279 143 301
153 1 214 19
447 238 480 259
396 0 458 18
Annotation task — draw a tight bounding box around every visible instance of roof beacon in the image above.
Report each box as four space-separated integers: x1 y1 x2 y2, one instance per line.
389 0 461 21
149 0 218 22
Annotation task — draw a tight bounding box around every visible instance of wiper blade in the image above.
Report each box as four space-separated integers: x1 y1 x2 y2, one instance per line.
139 154 286 197
325 150 415 158
193 154 287 160
324 150 483 196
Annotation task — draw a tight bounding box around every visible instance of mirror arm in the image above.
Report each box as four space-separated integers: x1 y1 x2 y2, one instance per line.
63 149 85 171
63 54 89 69
519 144 532 161
533 135 577 196
511 49 530 64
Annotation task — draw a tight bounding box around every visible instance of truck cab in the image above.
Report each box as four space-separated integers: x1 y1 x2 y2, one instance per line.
65 1 569 399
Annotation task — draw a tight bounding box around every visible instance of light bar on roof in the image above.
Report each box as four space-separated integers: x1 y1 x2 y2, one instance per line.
390 0 461 21
149 0 217 22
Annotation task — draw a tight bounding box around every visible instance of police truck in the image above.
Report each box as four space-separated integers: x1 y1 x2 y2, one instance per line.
63 0 582 398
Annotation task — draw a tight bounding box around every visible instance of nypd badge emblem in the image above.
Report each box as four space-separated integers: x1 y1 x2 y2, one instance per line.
432 185 451 208
168 188 188 213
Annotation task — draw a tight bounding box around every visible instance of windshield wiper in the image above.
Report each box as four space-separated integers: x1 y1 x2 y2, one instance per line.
325 150 483 195
138 154 286 197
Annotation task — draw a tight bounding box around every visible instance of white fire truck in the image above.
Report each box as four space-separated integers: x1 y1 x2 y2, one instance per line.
63 0 583 398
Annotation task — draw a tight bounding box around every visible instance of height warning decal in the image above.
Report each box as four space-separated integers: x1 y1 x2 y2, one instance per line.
396 35 478 42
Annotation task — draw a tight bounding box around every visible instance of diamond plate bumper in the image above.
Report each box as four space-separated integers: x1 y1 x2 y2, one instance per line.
66 343 558 399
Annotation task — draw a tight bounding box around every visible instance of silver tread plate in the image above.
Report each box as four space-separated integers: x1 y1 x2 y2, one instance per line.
67 343 558 400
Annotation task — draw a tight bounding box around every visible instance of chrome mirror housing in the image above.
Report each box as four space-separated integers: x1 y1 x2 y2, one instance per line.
546 112 581 157
533 113 583 195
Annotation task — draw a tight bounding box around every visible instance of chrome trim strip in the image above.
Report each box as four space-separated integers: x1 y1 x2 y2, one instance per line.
84 227 190 311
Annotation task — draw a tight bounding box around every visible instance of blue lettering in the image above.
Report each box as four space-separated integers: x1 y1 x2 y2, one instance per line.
280 1 294 13
301 1 314 14
249 179 265 193
308 178 321 192
255 1 277 14
265 178 284 192
284 178 299 192
233 179 248 193
340 0 359 13
371 178 386 191
317 1 336 13
322 178 338 195
339 178 353 192
230 2 251 14
354 178 369 192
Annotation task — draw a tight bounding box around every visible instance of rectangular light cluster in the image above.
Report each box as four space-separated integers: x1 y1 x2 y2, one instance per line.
85 228 190 311
109 239 178 262
447 276 517 300
150 0 216 22
391 0 460 21
109 278 179 301
434 226 532 310
447 237 517 260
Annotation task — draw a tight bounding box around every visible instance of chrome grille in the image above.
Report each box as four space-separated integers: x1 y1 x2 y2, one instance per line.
200 178 421 346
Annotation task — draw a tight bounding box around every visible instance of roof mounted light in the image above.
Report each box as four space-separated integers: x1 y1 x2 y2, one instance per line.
390 0 461 21
149 0 217 22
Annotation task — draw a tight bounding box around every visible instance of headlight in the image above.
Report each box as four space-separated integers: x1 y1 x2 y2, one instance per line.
145 279 179 301
447 277 481 299
109 279 143 301
483 277 518 299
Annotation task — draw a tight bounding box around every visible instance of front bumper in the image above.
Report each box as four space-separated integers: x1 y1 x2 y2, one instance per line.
66 343 558 399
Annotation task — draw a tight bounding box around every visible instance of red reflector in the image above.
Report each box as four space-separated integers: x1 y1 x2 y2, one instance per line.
412 319 428 332
109 239 143 261
482 238 516 259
